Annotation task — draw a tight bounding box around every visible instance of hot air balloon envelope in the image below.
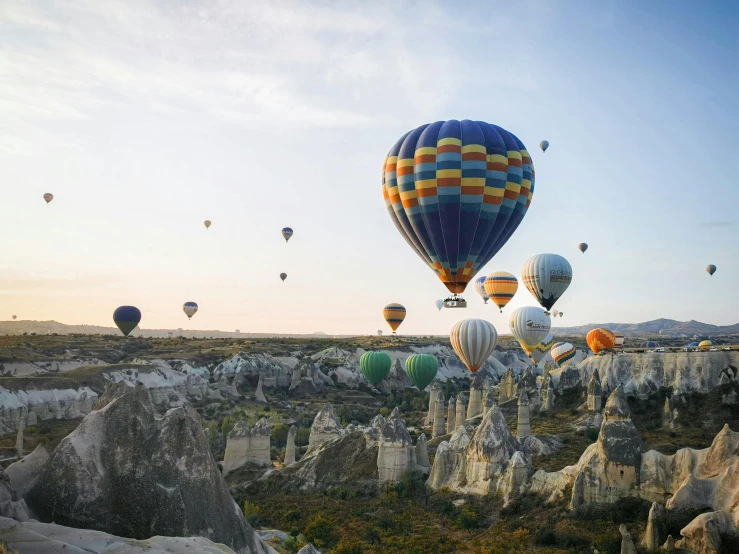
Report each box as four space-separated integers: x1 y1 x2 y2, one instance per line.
405 354 438 390
522 253 572 311
43 193 53 204
382 120 535 295
383 303 406 333
113 306 141 337
435 299 444 311
530 332 554 364
706 265 716 276
613 333 625 348
551 342 576 367
282 227 293 242
204 220 211 229
509 307 551 357
280 273 287 281
360 351 392 386
484 271 518 313
183 302 198 319
641 340 659 349
587 328 616 354
539 140 549 152
474 276 490 304
578 243 588 253
450 318 498 372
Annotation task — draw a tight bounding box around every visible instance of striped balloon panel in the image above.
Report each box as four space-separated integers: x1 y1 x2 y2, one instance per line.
641 340 659 348
699 340 713 348
586 328 616 354
474 276 489 302
405 354 439 390
613 333 625 347
382 120 534 294
551 342 576 366
483 271 518 311
450 318 498 372
521 253 572 311
383 303 406 331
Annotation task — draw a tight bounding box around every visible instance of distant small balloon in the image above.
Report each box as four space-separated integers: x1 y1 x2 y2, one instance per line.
235 329 240 333
377 330 383 336
383 303 406 334
706 264 716 276
551 309 559 318
183 302 198 319
578 243 588 254
474 276 490 304
12 315 17 320
282 227 293 242
435 299 444 311
280 273 287 282
204 220 211 229
540 140 549 153
559 312 563 317
43 193 54 204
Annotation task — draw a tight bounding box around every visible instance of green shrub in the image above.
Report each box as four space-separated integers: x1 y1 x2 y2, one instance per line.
303 515 335 547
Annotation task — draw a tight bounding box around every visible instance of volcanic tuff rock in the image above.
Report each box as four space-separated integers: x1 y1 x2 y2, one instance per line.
0 386 98 434
284 425 297 466
433 393 446 438
214 352 293 388
0 467 30 521
308 403 343 451
428 426 470 490
379 358 412 393
587 371 603 411
377 407 417 482
297 544 322 554
5 444 49 499
415 433 430 469
675 511 737 554
222 418 272 474
425 381 443 424
25 381 271 554
620 524 638 554
517 392 531 439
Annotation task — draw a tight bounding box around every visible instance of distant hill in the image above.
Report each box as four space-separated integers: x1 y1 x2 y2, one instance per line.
553 318 739 338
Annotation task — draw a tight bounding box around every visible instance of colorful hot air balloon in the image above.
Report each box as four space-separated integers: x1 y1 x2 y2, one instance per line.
509 307 551 357
551 342 576 367
183 302 198 319
474 276 490 304
280 273 287 281
383 303 406 334
530 332 554 364
699 340 713 351
578 243 588 254
522 253 572 312
435 299 444 311
204 220 211 229
359 351 392 386
551 309 559 318
282 227 293 242
43 193 53 204
641 340 659 349
12 315 17 320
484 271 518 313
539 140 549 153
450 318 498 372
706 265 716 276
405 353 439 390
382 120 535 296
613 333 625 348
586 328 616 354
113 306 141 337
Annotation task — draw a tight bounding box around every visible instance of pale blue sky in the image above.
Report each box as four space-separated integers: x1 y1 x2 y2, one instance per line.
1 0 737 335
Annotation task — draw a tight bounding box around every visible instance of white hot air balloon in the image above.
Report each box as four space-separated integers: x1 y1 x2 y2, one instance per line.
474 276 489 304
435 299 444 311
183 302 198 319
551 342 577 367
509 306 551 357
450 318 498 372
377 330 383 336
521 253 572 313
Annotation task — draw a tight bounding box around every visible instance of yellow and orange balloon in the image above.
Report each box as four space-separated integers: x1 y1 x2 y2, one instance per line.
483 271 518 313
587 328 616 354
383 303 406 334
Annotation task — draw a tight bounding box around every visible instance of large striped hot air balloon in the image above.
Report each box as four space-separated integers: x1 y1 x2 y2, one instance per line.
113 306 141 337
282 227 293 242
450 318 497 372
522 254 572 312
474 276 489 304
587 328 616 354
183 302 198 319
613 333 625 348
405 354 438 390
530 332 554 364
359 351 392 386
509 306 551 357
383 303 406 334
483 271 518 313
382 120 534 297
551 342 576 367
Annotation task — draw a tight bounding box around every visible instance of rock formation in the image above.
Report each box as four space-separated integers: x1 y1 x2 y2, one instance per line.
642 502 664 551
541 376 554 412
467 373 484 419
363 414 385 447
517 392 531 438
428 426 470 490
14 406 26 457
377 408 416 483
425 381 442 425
297 544 322 554
308 403 343 451
415 433 430 470
455 394 466 426
25 381 269 554
5 444 49 499
675 511 737 554
587 371 603 411
619 524 637 554
0 467 30 521
0 516 254 554
223 418 272 474
0 386 99 434
379 358 412 393
498 369 516 403
569 471 584 510
254 374 267 403
432 393 446 438
284 425 297 467
446 395 456 434
516 367 537 396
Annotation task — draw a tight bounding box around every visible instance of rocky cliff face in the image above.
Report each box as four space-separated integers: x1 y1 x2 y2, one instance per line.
379 358 412 393
377 408 417 483
214 352 294 388
0 386 98 433
0 466 30 522
308 403 344 452
223 418 272 474
25 381 271 554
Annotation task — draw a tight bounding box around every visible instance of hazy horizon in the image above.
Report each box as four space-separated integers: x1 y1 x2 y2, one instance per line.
2 0 738 336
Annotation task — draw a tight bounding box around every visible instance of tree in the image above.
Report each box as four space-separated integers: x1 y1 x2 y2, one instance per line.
221 416 234 442
208 420 218 452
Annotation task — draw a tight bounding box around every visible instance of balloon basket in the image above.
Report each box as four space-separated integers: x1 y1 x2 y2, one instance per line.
443 295 467 308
